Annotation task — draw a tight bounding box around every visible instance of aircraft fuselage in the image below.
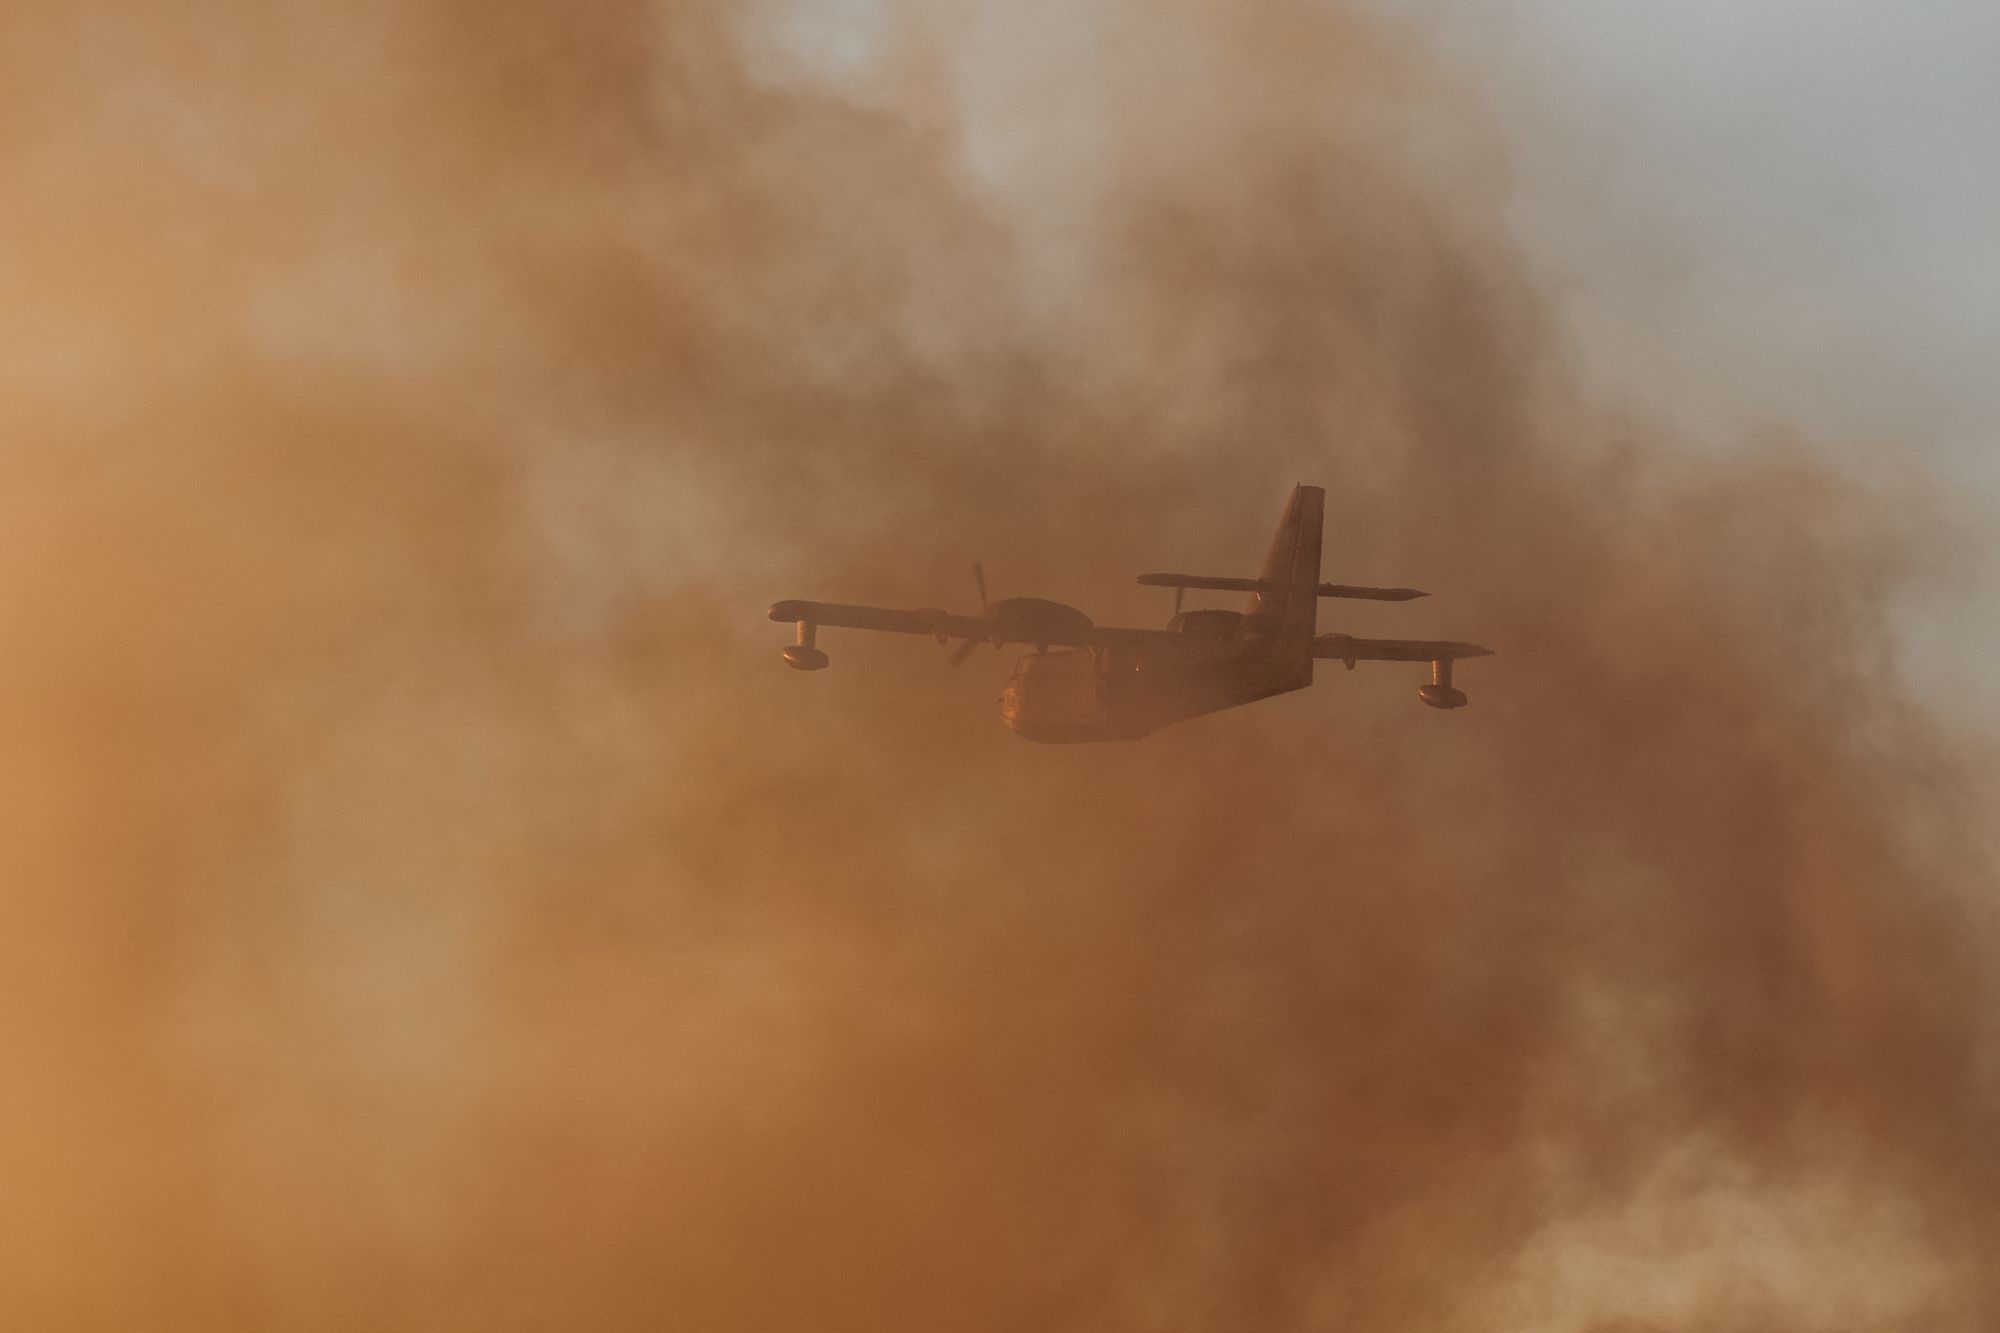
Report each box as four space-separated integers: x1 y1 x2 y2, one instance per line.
998 637 1308 743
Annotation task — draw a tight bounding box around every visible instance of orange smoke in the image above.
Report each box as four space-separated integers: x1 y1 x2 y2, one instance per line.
1 2 1994 1329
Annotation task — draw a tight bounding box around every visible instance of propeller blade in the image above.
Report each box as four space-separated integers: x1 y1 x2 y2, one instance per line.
972 561 989 609
948 636 981 668
1174 585 1185 618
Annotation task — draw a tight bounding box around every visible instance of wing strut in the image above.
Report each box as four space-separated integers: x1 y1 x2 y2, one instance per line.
783 617 829 672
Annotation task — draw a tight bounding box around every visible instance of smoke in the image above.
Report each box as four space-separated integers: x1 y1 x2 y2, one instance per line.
3 1 1996 1329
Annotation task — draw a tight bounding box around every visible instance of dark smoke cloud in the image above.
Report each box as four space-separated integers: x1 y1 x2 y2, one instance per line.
3 2 1996 1329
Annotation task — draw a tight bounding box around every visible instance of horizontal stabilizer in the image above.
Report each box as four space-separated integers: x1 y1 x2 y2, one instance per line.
1137 573 1426 601
1317 583 1428 602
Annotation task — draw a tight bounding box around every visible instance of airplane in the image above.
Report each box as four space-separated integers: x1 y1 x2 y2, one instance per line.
767 484 1493 743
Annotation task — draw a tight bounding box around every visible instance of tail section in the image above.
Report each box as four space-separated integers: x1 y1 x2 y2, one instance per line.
1245 484 1324 644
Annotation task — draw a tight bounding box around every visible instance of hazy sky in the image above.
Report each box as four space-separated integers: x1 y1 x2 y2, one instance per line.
773 0 2000 455
1385 0 2000 699
1398 0 2000 456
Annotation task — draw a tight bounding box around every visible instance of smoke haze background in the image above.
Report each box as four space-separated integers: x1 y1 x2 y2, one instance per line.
2 2 1996 1329
1365 0 2000 699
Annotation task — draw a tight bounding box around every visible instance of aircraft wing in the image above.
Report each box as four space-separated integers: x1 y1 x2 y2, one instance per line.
769 599 993 642
1311 634 1494 662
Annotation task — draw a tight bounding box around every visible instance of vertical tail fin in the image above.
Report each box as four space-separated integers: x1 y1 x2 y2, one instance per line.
1246 484 1324 643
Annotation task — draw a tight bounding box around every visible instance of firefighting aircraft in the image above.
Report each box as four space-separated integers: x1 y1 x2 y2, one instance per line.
768 484 1493 742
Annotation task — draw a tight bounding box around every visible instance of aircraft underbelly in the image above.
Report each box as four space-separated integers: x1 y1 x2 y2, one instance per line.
999 648 1309 743
998 651 1123 742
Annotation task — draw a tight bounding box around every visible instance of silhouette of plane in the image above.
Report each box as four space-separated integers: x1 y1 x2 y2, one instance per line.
769 485 1493 742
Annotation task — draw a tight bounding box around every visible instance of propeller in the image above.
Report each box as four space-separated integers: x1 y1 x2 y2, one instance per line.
950 561 993 668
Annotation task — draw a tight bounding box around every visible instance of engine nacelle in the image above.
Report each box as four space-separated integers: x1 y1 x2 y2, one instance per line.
783 645 829 671
990 597 1094 648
